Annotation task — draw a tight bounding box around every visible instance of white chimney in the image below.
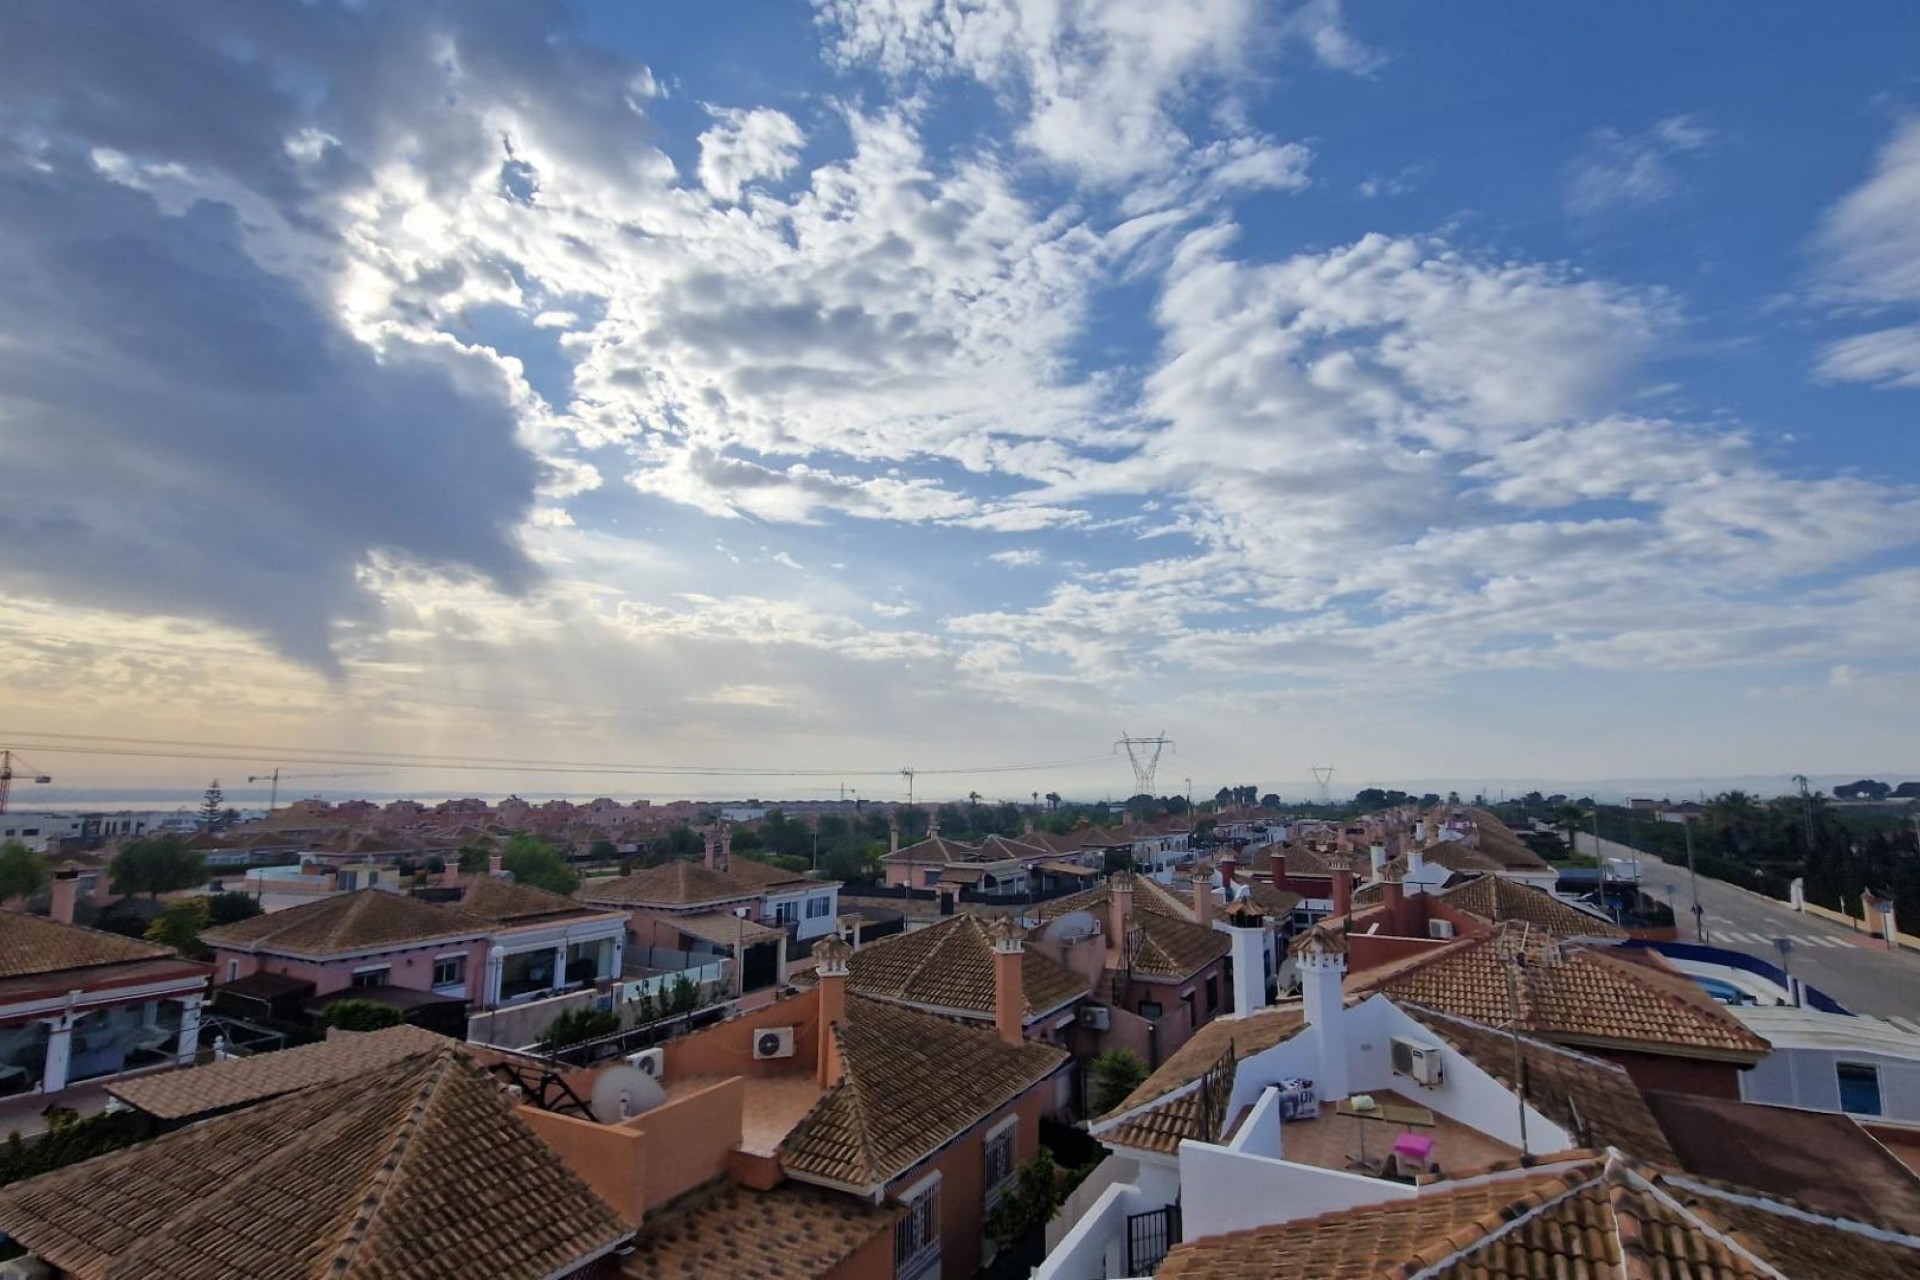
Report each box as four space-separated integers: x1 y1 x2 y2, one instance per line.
1224 903 1266 1016
1296 929 1350 1103
1369 843 1387 875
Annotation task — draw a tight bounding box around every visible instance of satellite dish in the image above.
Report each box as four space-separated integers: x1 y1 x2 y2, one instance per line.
1037 910 1099 945
590 1066 665 1124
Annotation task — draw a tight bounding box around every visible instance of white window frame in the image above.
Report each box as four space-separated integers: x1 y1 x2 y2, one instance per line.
983 1114 1019 1209
350 964 391 990
806 894 833 919
893 1170 942 1279
432 953 466 988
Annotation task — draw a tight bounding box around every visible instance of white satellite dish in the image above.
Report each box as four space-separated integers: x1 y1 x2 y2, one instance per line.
1037 910 1099 945
590 1065 665 1124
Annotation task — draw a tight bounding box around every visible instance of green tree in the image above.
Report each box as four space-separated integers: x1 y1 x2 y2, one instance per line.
984 1150 1069 1250
588 839 618 862
456 837 496 874
1090 1048 1150 1115
500 833 580 895
111 836 206 899
144 898 212 959
205 891 263 927
327 999 403 1032
537 1006 619 1050
0 841 47 902
199 780 226 832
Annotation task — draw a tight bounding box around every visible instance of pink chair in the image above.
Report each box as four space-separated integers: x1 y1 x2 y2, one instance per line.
1390 1131 1436 1177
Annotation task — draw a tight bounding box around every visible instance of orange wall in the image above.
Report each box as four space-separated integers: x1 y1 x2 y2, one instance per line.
824 1222 896 1280
1347 933 1450 974
883 1078 1054 1280
664 985 824 1080
517 1077 744 1223
1598 1048 1743 1101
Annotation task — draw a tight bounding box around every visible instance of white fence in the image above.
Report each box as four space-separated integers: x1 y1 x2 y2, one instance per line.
618 959 729 1004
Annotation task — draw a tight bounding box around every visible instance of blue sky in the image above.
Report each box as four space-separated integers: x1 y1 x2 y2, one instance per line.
1 0 1918 802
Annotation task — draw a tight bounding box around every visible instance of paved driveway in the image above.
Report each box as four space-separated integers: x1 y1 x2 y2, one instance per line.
1576 833 1920 1023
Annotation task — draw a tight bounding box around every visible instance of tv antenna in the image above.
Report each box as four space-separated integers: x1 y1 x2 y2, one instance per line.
1310 766 1337 805
1114 733 1172 797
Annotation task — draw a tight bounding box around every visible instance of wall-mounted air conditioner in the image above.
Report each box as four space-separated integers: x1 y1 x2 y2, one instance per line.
626 1047 666 1078
1390 1036 1444 1087
1428 919 1456 940
1078 1005 1111 1031
753 1026 797 1060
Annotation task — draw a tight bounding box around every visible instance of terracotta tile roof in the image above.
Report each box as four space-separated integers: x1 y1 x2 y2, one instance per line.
106 1025 451 1121
0 910 172 978
1436 875 1627 938
1108 1006 1308 1117
779 995 1067 1191
666 911 785 948
1466 808 1554 871
1238 880 1301 917
620 1178 898 1280
199 889 484 957
1403 1007 1676 1161
880 835 978 864
1382 841 1506 878
837 915 1088 1023
458 875 607 924
1161 1150 1920 1279
722 857 816 890
1357 932 1771 1061
1031 878 1228 978
575 860 758 908
0 1048 631 1280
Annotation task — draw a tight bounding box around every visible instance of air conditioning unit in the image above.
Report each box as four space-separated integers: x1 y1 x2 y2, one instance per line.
1078 1005 1111 1031
0 1256 52 1280
1428 919 1456 940
1390 1036 1444 1087
752 1026 797 1060
626 1047 666 1078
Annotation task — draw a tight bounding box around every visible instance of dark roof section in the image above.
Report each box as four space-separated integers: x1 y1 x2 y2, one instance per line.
1645 1090 1920 1232
835 914 1089 1023
200 889 485 957
575 860 759 908
458 875 609 924
620 1178 898 1280
0 909 172 978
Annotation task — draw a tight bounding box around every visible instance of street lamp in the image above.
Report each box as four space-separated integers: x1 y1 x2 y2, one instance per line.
1682 818 1704 942
1773 937 1796 1005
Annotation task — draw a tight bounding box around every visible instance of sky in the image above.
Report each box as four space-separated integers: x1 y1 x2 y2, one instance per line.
2 1 1920 806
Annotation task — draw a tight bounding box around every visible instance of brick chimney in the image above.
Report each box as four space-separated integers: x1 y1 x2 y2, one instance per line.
1382 864 1404 914
814 933 852 1088
1107 873 1133 967
703 829 718 871
1192 873 1214 926
928 814 940 839
719 826 732 873
1268 846 1287 884
989 917 1026 1047
889 819 900 856
1220 854 1237 895
1331 862 1354 918
48 867 79 925
487 851 503 878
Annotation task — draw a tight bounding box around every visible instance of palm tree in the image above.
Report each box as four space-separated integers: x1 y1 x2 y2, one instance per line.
1045 791 1061 811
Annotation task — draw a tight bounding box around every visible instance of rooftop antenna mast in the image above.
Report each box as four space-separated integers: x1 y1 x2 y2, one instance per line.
1115 733 1172 797
900 767 916 810
1310 766 1336 806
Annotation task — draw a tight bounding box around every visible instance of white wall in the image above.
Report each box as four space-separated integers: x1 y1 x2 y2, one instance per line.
1034 1160 1180 1280
1742 1047 1920 1122
1178 1141 1415 1242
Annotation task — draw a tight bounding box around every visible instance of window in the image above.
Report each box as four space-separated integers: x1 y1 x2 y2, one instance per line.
1838 1062 1882 1115
893 1176 941 1278
351 967 390 989
1137 999 1163 1020
806 895 832 919
1205 975 1219 1013
774 900 799 926
226 960 239 983
983 1120 1017 1205
433 955 466 987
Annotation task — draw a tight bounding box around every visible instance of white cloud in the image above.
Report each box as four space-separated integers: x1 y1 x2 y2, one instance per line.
697 106 807 202
1565 115 1714 217
989 549 1044 567
1813 119 1920 390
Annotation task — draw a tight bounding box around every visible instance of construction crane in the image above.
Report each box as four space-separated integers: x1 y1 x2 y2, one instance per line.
247 767 385 812
0 750 53 815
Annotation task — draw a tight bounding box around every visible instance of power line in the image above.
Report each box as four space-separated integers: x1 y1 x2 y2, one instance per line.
0 729 1112 783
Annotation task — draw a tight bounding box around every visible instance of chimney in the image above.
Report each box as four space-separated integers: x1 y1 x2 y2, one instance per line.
1382 865 1404 914
1107 873 1133 966
1268 846 1287 885
1407 842 1426 890
1369 843 1387 875
719 826 732 872
48 867 79 925
1192 873 1214 926
928 814 940 839
1220 854 1237 894
814 934 852 1088
703 830 718 871
1296 928 1351 1102
1331 862 1354 918
487 851 504 878
1024 816 1036 836
989 917 1026 1047
889 819 900 856
1224 900 1265 1015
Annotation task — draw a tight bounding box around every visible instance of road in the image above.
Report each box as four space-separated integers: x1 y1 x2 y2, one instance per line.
1575 832 1920 1023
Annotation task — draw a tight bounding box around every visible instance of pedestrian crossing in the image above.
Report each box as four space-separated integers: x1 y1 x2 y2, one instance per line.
1705 930 1855 948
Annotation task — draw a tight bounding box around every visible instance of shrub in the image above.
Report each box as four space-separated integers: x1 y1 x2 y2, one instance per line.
1090 1048 1149 1115
537 1007 619 1051
326 999 403 1032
